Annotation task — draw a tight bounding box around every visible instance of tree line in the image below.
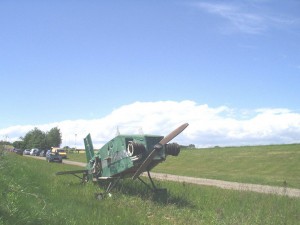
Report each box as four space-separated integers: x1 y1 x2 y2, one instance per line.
12 127 62 150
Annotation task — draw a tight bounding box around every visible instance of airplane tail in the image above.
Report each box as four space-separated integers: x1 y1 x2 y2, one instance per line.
84 134 94 163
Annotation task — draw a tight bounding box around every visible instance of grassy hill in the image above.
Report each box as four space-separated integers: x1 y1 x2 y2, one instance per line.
1 151 300 225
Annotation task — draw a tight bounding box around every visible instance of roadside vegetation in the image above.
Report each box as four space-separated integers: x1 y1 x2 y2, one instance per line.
1 152 300 225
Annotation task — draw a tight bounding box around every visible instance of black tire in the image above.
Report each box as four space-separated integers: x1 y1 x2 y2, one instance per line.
95 193 104 200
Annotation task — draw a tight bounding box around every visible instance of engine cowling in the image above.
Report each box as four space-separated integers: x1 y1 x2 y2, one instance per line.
165 143 180 156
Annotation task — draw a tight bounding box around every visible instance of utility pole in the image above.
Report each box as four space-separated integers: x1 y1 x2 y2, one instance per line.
75 133 77 153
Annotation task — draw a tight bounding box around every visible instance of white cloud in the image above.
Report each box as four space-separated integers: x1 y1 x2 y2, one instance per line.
194 2 265 34
193 2 300 34
1 101 300 148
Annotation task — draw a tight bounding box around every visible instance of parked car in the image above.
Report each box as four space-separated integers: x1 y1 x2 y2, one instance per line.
46 150 62 163
23 149 31 155
51 147 67 159
36 149 45 157
30 148 39 156
38 149 46 157
13 148 23 155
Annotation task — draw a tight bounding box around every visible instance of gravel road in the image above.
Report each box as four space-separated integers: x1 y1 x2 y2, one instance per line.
148 172 300 198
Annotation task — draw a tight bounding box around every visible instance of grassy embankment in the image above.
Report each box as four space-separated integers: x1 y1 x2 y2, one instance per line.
68 144 300 188
153 144 300 188
1 150 300 225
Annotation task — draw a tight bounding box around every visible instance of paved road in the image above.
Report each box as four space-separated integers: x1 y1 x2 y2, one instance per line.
25 155 300 198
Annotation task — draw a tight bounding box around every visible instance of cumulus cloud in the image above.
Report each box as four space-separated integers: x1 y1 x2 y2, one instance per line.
1 101 300 148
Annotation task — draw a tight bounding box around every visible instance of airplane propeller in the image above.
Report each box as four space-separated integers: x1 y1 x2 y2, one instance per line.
132 123 189 180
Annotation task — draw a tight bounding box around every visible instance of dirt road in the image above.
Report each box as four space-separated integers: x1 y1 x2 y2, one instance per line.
26 156 300 198
148 172 300 198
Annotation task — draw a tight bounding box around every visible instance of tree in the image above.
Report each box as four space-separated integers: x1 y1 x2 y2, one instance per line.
14 127 62 150
13 140 25 149
46 127 62 148
21 127 46 149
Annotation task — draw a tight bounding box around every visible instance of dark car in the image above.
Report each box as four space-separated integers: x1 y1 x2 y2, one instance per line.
41 150 47 157
46 150 62 163
13 149 23 155
37 149 46 157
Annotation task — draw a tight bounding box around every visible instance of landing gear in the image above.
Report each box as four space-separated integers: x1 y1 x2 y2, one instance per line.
137 171 159 191
94 172 167 201
94 177 121 200
137 171 167 202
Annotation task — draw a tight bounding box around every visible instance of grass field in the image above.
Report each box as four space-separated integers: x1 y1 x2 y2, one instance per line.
67 144 300 188
67 152 87 163
153 144 300 188
1 151 300 225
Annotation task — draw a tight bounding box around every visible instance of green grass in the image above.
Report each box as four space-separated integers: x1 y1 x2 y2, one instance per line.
1 151 300 225
153 144 300 188
66 152 87 163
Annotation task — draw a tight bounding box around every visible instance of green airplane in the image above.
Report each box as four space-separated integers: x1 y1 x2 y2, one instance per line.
57 123 188 199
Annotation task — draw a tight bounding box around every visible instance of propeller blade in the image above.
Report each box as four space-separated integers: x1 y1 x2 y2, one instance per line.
132 123 189 180
158 123 189 145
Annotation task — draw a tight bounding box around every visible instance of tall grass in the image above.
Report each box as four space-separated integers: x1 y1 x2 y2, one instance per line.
1 153 300 225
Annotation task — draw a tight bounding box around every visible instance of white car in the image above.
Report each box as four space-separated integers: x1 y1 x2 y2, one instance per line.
23 149 31 155
30 148 39 156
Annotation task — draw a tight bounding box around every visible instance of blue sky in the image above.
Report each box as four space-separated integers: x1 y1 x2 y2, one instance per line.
1 1 300 147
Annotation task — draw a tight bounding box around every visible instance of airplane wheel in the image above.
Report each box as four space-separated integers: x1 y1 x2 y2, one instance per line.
95 193 104 200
